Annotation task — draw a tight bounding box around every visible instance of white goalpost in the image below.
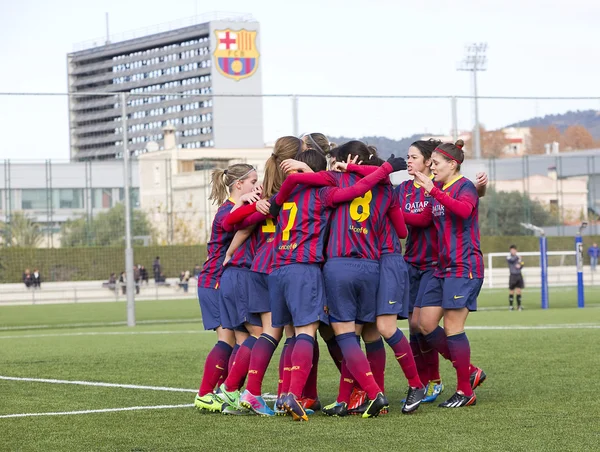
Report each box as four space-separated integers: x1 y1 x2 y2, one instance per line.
486 251 578 289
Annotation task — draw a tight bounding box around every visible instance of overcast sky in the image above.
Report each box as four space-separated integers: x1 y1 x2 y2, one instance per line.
1 0 599 161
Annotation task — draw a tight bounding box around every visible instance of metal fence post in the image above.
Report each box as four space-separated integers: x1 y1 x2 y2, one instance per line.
122 92 136 327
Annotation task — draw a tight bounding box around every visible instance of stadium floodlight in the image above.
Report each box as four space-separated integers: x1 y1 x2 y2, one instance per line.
458 43 487 160
520 223 549 309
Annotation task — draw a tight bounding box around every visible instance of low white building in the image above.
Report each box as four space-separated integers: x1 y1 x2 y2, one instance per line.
138 126 272 244
494 174 589 223
0 160 140 247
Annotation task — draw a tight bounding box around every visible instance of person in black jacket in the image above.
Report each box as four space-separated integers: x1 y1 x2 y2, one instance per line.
32 269 42 289
140 265 149 285
153 257 161 283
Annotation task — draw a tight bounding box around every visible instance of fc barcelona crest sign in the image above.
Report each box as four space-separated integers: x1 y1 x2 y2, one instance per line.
213 29 259 81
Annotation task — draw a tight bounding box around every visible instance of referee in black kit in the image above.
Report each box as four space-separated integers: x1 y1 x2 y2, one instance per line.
507 245 524 311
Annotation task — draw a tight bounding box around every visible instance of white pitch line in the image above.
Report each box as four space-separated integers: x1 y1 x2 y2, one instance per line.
0 318 202 332
0 404 194 419
0 376 197 393
2 323 600 340
466 324 600 330
0 330 210 339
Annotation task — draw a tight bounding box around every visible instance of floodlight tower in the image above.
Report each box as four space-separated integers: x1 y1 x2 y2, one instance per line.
458 43 488 160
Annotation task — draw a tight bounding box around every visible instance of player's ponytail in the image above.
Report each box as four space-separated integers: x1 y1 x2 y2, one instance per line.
263 136 303 199
301 133 332 157
209 163 255 205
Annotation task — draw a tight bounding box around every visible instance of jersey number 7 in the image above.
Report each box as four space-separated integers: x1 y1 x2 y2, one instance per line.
282 202 298 241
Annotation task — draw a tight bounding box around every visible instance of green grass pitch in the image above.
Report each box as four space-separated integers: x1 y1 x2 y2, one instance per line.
1 286 599 451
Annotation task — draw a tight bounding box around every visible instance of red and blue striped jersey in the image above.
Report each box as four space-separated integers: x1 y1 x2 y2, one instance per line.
198 200 235 288
270 186 333 268
431 176 484 278
250 217 277 274
377 195 403 255
226 231 258 269
326 172 392 260
395 179 439 270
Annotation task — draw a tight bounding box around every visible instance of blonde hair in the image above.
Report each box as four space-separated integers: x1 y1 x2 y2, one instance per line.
209 163 255 205
302 133 334 156
262 136 303 199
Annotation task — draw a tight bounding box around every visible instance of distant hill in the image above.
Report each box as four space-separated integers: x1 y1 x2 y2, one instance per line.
327 109 600 158
507 109 600 139
329 134 425 160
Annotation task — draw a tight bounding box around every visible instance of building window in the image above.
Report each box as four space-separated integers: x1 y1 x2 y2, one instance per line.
54 189 84 209
118 188 140 208
21 189 48 210
92 188 113 209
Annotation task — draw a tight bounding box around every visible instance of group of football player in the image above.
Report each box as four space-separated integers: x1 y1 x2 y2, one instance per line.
193 132 488 420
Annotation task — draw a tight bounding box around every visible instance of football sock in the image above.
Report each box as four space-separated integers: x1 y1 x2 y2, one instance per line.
337 360 355 404
447 332 473 396
410 333 428 384
517 294 522 307
509 294 514 307
424 326 452 361
224 336 257 391
198 341 233 396
365 338 386 393
277 337 292 396
228 344 240 374
385 329 422 388
417 332 440 382
281 336 296 395
336 332 380 400
325 336 344 372
303 340 320 399
246 333 279 396
288 334 315 398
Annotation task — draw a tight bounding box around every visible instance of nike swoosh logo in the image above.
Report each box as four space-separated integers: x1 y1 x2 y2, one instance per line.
388 301 397 305
453 295 464 299
404 400 421 410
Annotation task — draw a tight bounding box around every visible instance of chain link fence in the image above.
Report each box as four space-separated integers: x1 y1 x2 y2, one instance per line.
1 92 599 295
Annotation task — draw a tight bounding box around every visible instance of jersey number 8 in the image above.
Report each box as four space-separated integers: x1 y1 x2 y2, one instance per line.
349 190 372 222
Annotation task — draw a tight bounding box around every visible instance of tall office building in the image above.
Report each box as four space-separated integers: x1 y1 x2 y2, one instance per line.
67 13 264 161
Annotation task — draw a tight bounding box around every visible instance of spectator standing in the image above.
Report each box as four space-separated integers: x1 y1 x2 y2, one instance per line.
181 270 190 293
134 265 141 295
153 257 161 283
507 245 525 311
32 269 42 289
193 264 201 278
588 243 599 272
